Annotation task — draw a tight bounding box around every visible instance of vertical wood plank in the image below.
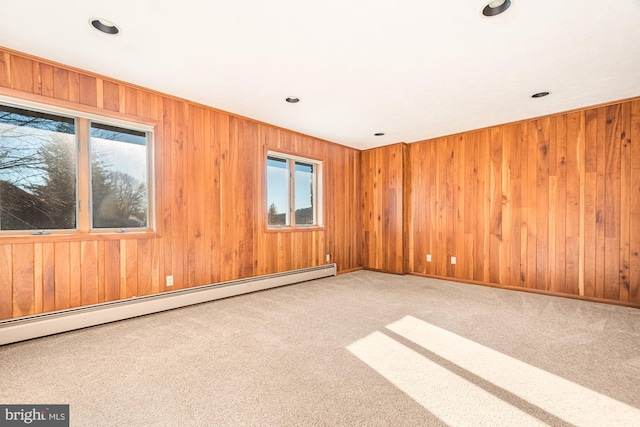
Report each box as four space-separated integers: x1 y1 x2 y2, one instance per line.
10 55 34 93
455 136 466 280
555 115 568 293
500 129 511 285
103 80 120 112
125 86 138 116
39 63 54 97
68 71 80 103
445 137 456 277
526 122 538 289
630 100 640 304
619 102 632 301
34 243 43 313
32 61 42 95
161 98 174 290
0 245 13 319
97 240 106 302
171 100 186 288
509 124 523 287
69 242 82 307
202 110 214 283
186 105 198 287
79 74 97 107
583 109 598 297
210 112 222 283
105 240 121 302
536 118 550 290
120 240 127 297
474 131 486 281
595 107 607 298
12 244 35 317
81 241 98 305
604 105 621 300
578 111 586 297
489 127 502 284
42 243 55 313
137 239 152 295
566 112 582 295
96 78 104 109
125 240 138 297
0 51 10 88
437 136 448 276
54 242 70 310
53 67 69 101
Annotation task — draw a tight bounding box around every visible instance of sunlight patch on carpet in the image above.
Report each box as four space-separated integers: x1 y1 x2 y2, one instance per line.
347 331 546 426
348 316 640 427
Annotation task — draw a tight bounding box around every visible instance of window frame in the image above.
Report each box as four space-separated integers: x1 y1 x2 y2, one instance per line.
265 148 323 231
0 95 155 238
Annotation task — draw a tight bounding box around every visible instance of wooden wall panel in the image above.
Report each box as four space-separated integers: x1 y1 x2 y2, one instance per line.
630 100 640 302
0 47 360 320
402 99 640 305
360 143 404 273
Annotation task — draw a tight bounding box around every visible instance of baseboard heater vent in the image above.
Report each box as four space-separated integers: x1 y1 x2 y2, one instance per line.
0 264 336 346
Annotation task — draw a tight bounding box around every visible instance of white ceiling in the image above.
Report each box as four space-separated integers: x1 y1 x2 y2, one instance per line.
1 0 639 150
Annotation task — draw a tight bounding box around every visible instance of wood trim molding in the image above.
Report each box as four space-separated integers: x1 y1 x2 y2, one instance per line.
409 272 640 310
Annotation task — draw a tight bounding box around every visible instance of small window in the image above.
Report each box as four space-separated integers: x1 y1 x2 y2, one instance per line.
0 105 77 231
266 151 322 228
90 122 149 229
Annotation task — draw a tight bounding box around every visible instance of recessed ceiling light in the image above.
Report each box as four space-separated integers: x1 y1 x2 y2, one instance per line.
482 0 511 17
531 91 550 98
285 97 300 103
90 18 120 35
374 133 385 136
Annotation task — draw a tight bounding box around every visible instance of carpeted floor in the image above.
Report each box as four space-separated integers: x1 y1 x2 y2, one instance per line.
1 270 639 426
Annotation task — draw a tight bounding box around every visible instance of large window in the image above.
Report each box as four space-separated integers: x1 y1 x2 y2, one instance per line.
0 101 152 234
266 151 322 228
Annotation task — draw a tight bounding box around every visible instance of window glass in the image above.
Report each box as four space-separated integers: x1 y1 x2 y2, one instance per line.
266 152 321 228
267 156 289 226
294 162 314 225
90 122 149 229
0 105 76 230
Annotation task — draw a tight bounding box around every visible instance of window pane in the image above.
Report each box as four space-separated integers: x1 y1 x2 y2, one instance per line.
294 162 314 225
0 104 76 231
267 156 289 226
90 123 148 229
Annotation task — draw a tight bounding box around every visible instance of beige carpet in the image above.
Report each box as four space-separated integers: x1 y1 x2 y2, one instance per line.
1 270 639 426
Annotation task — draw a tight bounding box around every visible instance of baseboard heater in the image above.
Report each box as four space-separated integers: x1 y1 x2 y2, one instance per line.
0 263 336 346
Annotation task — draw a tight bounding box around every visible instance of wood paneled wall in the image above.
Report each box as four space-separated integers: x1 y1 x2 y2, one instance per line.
402 100 640 305
0 48 360 320
360 143 404 273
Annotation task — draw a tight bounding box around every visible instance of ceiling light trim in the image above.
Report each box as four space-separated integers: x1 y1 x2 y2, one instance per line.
481 0 511 17
531 91 551 98
89 18 121 35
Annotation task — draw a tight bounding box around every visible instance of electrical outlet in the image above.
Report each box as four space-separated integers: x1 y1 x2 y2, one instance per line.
426 254 432 262
451 256 456 265
326 254 331 262
166 275 174 287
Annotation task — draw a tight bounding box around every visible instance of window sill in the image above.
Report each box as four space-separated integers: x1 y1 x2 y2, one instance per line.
265 226 324 233
0 231 157 244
